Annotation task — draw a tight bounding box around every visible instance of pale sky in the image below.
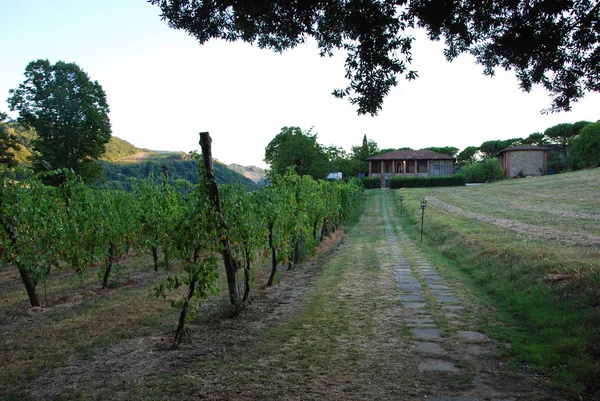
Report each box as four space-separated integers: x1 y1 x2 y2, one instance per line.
1 0 598 168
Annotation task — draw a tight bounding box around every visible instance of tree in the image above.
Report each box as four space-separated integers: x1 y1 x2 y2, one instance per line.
571 122 600 169
424 146 459 157
150 0 600 115
350 134 379 176
544 121 591 162
265 127 330 179
7 60 111 183
479 138 522 159
522 132 549 147
457 146 479 164
0 113 20 168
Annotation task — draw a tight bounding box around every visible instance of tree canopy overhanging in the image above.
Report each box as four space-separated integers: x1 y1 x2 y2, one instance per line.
150 0 600 115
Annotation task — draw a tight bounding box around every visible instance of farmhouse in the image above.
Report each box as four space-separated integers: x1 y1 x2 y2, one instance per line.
497 144 549 178
367 149 454 188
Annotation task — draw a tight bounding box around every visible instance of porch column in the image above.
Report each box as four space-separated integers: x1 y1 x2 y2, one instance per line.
368 160 372 176
427 160 430 177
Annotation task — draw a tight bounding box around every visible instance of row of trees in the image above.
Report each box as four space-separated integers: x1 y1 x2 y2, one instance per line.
0 160 363 346
456 120 600 171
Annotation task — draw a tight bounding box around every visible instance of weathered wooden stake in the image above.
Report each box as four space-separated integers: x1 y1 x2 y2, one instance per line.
198 132 243 311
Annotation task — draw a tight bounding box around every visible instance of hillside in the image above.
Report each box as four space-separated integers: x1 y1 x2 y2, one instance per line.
0 123 257 190
99 152 257 191
228 163 266 184
99 137 142 162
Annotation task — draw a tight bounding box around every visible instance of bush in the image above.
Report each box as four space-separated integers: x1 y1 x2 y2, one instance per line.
389 175 465 188
571 122 600 169
462 158 504 183
361 177 381 189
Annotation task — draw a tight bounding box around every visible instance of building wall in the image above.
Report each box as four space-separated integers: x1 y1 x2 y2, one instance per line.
508 151 547 177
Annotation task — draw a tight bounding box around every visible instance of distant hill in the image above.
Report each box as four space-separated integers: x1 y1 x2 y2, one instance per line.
0 124 257 190
99 152 257 191
99 137 142 162
228 163 266 184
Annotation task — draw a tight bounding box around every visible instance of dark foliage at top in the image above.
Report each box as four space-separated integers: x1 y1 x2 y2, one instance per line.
151 0 600 115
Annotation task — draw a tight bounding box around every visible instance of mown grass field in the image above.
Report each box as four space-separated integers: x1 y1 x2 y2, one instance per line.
394 168 600 395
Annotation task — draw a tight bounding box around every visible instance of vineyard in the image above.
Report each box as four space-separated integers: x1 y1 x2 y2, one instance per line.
0 153 363 349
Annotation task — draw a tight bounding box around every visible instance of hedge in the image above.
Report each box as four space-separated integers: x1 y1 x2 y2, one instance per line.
389 175 465 188
361 177 381 189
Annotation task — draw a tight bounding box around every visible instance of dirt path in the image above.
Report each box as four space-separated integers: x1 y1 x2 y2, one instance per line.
427 195 600 248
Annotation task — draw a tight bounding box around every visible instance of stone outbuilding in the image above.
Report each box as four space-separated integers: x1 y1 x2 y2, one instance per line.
497 144 549 178
367 149 454 188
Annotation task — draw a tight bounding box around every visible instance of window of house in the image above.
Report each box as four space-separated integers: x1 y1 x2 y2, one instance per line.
407 161 416 173
371 161 381 173
417 160 428 173
384 161 393 173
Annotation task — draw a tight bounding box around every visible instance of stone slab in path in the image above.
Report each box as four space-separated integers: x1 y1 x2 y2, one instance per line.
397 294 425 302
414 341 445 353
443 305 465 311
405 317 434 324
403 302 427 309
397 284 422 292
419 359 459 372
411 328 442 339
429 284 449 290
437 295 461 303
426 397 479 401
458 330 487 341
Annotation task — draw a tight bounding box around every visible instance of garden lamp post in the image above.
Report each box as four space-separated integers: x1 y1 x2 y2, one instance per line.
400 195 404 217
420 198 427 243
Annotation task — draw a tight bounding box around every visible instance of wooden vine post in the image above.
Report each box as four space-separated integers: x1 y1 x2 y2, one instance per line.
198 132 243 311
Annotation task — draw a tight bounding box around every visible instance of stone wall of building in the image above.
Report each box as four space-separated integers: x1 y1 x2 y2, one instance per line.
509 151 547 177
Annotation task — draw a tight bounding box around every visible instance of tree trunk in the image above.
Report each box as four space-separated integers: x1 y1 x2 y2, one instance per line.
193 246 201 263
164 247 170 270
0 203 41 307
242 249 251 302
152 246 159 272
173 275 197 349
320 218 329 242
18 266 41 307
102 241 116 289
267 223 277 287
199 132 243 310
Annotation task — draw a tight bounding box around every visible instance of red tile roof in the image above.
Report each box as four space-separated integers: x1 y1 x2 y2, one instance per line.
367 149 454 160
